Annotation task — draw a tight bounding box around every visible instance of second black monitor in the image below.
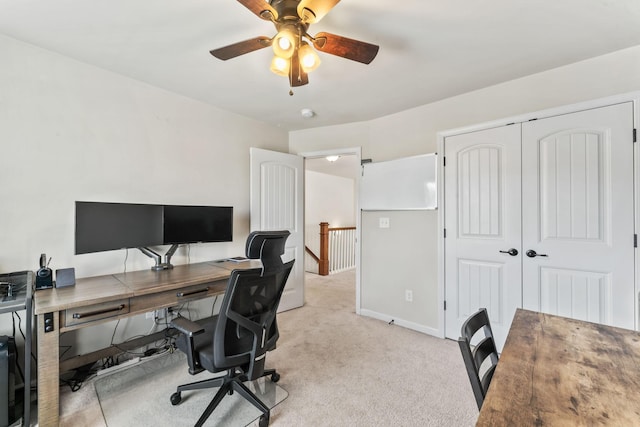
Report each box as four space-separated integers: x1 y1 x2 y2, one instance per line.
163 205 233 244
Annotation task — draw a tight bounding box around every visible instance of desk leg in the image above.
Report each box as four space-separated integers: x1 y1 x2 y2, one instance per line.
37 312 60 427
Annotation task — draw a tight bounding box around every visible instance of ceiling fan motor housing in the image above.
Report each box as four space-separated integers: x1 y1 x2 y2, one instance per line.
269 0 309 19
271 0 310 35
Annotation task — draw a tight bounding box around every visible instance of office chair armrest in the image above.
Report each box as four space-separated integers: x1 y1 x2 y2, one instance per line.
171 316 206 375
171 317 205 337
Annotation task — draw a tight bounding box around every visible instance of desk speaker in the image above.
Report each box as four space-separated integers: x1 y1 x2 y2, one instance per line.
55 268 75 288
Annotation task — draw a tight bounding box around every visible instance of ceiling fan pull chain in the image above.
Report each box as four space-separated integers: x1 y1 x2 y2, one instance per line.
289 59 295 96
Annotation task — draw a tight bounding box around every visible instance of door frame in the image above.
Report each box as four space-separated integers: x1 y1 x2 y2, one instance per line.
298 147 363 314
437 91 640 338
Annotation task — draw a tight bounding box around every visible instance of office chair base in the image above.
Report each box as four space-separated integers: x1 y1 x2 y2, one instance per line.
258 413 269 427
171 369 278 426
171 368 279 402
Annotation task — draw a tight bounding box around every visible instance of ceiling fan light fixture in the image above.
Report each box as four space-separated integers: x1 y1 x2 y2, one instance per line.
272 27 297 59
277 36 291 50
299 7 317 24
270 55 290 76
299 42 321 72
210 0 380 89
297 0 341 24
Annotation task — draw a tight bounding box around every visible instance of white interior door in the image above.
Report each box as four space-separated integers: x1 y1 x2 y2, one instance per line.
444 124 522 349
521 102 635 329
250 147 304 311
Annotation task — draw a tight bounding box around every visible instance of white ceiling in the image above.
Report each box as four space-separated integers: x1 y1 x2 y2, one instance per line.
306 154 359 179
2 0 640 131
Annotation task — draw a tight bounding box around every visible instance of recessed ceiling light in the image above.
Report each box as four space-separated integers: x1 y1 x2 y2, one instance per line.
326 155 340 162
301 108 315 119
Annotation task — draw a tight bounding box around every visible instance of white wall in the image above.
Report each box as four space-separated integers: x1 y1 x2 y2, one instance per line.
304 170 355 272
360 210 438 334
289 44 640 333
0 35 289 356
305 170 355 228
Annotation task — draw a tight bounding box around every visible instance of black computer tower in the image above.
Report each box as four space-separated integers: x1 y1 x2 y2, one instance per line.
0 336 16 426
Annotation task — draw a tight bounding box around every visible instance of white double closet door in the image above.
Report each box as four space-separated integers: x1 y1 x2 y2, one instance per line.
444 102 635 349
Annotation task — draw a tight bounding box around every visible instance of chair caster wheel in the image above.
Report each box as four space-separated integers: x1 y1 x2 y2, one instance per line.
271 373 280 383
259 413 270 427
170 392 182 405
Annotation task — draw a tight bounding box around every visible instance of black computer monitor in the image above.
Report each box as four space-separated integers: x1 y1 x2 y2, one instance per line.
75 201 164 254
163 205 233 244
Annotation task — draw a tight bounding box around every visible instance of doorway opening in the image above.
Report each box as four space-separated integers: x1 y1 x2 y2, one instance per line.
301 148 361 313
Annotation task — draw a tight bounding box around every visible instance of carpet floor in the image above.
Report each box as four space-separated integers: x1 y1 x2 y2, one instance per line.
266 270 478 426
56 270 478 426
94 351 287 426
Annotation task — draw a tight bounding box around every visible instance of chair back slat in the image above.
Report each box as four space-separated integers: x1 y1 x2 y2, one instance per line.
457 308 499 410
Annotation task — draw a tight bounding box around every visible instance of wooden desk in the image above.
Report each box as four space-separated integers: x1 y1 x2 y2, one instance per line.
34 260 251 427
477 309 640 426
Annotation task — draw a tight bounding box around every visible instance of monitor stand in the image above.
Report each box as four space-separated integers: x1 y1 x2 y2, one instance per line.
138 244 179 271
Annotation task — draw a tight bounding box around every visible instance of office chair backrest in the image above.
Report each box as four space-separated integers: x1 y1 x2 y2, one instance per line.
214 230 294 380
245 230 290 273
457 308 499 410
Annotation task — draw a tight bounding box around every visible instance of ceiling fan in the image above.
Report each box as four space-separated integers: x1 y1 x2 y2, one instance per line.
210 0 379 91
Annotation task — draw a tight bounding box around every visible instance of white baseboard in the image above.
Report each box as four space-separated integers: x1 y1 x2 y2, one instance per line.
359 309 440 337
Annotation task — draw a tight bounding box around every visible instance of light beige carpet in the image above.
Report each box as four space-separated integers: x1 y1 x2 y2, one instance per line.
266 270 478 426
94 351 287 426
57 270 478 426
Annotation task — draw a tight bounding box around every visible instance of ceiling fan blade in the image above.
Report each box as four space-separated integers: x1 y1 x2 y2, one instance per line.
237 0 278 20
297 0 340 23
289 51 309 87
312 32 379 64
210 36 271 60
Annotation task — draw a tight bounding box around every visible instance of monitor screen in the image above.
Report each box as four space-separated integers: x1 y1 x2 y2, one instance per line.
75 202 164 254
163 205 233 244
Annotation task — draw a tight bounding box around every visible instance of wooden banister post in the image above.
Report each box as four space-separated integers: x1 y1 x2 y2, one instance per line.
319 222 329 276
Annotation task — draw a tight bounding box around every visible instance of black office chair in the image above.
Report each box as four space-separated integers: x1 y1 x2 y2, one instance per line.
457 308 499 410
169 230 294 427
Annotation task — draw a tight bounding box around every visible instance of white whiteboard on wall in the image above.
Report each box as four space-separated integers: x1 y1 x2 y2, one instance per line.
360 153 437 210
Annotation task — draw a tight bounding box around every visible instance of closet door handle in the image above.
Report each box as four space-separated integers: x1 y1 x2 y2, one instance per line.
526 250 548 258
499 248 519 256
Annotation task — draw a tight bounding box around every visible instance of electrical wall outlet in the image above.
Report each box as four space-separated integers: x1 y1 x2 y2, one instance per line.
379 217 390 228
405 290 413 302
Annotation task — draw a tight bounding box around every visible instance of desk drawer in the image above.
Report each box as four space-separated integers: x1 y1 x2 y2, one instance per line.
63 299 130 327
129 281 226 314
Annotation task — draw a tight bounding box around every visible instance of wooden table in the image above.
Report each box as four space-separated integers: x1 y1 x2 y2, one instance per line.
34 260 255 427
477 309 640 426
